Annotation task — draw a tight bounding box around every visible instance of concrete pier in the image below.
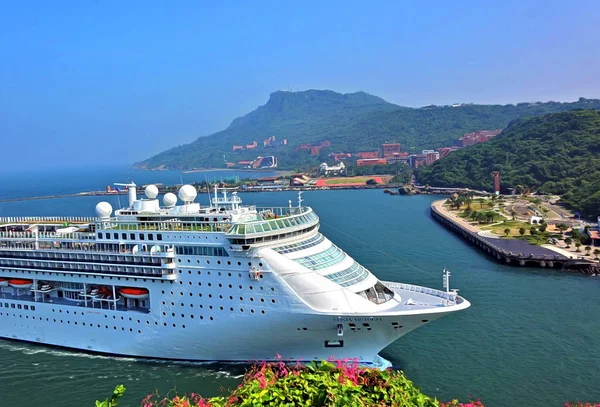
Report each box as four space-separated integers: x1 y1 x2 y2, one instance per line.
430 199 597 273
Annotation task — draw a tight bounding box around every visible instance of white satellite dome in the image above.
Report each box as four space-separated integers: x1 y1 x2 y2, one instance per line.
178 184 197 203
145 184 159 199
95 202 113 218
163 192 177 207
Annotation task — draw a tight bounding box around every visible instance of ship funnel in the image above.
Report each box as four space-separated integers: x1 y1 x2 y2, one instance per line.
115 182 137 208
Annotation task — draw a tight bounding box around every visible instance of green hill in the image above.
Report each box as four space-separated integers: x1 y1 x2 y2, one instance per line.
134 90 600 170
417 110 600 216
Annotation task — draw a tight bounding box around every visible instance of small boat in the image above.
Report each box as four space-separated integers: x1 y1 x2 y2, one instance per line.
0 278 8 287
9 279 33 289
119 287 150 300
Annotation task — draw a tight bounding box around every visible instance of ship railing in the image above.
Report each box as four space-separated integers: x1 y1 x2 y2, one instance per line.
0 231 96 240
97 220 234 233
0 244 175 257
0 216 96 224
383 281 462 303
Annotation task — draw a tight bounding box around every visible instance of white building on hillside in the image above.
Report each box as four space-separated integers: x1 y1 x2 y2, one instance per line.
319 162 346 176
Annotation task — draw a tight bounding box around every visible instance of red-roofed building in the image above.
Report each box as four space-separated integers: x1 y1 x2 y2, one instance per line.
382 143 402 158
237 160 253 166
458 130 502 147
386 152 409 164
357 151 380 159
436 147 460 159
232 145 244 151
356 158 387 167
311 146 326 156
330 152 352 161
246 141 258 149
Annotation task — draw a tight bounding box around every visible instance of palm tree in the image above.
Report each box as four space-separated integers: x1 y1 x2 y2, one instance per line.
504 228 511 237
593 249 600 260
575 242 582 252
585 246 592 256
565 237 573 248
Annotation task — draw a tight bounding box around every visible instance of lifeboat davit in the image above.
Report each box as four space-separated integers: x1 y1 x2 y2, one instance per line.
119 287 149 300
0 278 8 287
9 279 33 289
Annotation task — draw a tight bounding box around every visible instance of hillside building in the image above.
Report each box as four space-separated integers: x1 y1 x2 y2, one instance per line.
319 162 346 175
356 158 387 167
357 151 380 159
382 143 402 158
422 150 440 165
386 152 409 164
329 152 352 161
458 130 502 147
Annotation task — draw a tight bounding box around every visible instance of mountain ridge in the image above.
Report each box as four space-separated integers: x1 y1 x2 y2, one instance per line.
135 90 600 170
416 109 600 216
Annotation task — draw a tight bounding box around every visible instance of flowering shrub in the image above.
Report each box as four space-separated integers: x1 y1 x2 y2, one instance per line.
95 361 600 407
97 358 488 406
440 400 484 407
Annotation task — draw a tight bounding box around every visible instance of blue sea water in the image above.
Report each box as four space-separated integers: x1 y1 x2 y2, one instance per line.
0 167 599 407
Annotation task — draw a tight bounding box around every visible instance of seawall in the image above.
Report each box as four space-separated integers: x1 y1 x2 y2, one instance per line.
430 199 598 274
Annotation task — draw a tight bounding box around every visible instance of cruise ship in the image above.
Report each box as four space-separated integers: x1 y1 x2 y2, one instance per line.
0 183 470 366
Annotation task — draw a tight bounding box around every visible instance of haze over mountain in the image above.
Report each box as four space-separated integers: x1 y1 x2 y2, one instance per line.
417 109 600 216
136 90 600 170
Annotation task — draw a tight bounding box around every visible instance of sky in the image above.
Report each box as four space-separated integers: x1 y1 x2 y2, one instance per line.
0 0 598 170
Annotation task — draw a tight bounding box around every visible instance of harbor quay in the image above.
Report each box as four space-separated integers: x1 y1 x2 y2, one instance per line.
430 200 598 274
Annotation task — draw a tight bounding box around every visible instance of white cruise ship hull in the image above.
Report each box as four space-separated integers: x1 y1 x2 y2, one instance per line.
0 184 470 365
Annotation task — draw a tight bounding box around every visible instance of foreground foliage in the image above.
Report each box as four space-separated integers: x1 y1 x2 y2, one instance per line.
418 110 600 217
97 359 485 407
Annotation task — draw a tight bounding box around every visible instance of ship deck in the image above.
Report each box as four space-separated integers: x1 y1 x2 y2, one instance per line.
0 291 150 314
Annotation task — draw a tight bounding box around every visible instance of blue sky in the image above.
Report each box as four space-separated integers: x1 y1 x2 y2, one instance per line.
0 0 598 170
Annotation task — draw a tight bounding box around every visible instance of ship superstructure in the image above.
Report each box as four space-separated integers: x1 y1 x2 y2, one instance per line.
0 183 470 365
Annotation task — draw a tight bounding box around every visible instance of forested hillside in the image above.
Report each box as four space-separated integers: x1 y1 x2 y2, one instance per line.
134 90 600 170
417 110 600 216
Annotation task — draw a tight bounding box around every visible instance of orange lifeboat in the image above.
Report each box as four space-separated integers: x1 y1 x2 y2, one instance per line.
119 287 149 300
9 279 33 289
0 278 8 287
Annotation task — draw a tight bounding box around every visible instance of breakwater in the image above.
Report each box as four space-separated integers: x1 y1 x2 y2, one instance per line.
430 200 598 274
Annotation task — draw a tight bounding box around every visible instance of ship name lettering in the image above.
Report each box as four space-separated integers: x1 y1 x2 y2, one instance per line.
334 317 383 322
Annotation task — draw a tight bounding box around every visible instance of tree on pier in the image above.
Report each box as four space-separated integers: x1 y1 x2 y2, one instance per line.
575 241 582 252
565 237 573 248
519 227 526 236
504 228 511 237
585 246 592 256
593 249 600 259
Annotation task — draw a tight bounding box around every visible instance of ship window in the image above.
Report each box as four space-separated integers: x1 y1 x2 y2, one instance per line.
11 304 15 308
113 233 118 239
148 234 154 241
157 234 162 241
17 304 22 309
98 233 103 239
122 233 127 239
24 305 29 310
130 233 135 240
140 234 145 240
